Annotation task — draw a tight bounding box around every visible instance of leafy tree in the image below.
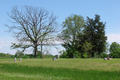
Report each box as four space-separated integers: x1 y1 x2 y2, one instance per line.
0 53 12 58
109 42 120 58
59 50 69 58
15 50 24 57
7 6 58 57
82 40 94 58
101 53 108 58
58 14 85 58
84 14 107 57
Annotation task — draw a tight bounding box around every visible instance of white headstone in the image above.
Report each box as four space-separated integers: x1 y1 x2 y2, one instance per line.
52 57 56 61
14 58 16 62
104 58 107 60
57 55 59 59
19 58 22 61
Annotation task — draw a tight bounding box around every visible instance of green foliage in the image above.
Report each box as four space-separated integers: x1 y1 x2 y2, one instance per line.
101 53 108 58
109 42 120 58
60 14 85 40
59 50 69 58
84 14 107 57
82 41 94 58
59 14 85 58
11 43 31 52
82 41 93 52
83 52 88 58
0 53 7 57
0 53 11 58
37 51 42 58
73 50 81 58
59 14 107 58
15 50 24 58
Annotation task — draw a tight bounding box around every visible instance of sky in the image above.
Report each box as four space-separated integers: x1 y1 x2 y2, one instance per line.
0 0 120 55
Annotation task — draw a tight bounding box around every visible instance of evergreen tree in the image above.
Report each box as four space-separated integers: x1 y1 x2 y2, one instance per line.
84 14 107 57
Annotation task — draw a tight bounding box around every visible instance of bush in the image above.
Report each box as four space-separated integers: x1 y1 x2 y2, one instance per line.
15 50 24 58
59 50 69 58
0 53 11 58
101 53 108 58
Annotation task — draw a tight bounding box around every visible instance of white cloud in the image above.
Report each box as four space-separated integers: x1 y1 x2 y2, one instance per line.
107 33 120 44
0 40 15 47
0 39 16 54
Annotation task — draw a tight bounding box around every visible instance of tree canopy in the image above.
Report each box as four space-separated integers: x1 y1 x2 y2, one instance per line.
59 14 107 58
84 15 107 57
6 6 109 58
109 42 120 58
58 14 85 58
7 6 58 57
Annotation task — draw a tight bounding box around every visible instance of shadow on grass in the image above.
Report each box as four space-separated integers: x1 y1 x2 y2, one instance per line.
0 63 120 80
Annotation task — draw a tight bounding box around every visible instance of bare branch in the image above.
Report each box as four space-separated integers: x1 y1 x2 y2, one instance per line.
6 5 59 57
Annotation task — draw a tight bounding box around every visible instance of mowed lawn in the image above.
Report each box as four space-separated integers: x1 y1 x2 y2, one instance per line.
0 58 120 80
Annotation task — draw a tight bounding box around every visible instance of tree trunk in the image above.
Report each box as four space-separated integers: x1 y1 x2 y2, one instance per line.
34 41 38 58
91 52 94 58
34 46 37 58
40 41 43 58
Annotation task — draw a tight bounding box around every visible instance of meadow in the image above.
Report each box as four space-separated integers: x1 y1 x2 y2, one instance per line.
0 58 120 80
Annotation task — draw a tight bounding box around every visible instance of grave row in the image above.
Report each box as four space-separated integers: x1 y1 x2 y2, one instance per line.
14 58 22 62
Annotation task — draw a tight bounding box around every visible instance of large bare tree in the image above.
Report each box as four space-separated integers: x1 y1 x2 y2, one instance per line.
7 6 58 57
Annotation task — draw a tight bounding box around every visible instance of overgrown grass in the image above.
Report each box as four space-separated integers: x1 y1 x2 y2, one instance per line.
0 58 120 80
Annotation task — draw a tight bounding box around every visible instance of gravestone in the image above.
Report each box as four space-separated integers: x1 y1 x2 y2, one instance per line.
57 55 59 59
52 57 56 61
14 58 16 62
19 58 22 61
104 57 112 60
73 55 76 58
104 58 107 60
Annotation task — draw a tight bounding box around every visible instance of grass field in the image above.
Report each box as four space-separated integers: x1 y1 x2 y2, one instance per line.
0 58 120 80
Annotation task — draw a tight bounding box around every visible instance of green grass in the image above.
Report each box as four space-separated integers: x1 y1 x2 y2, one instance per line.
0 58 120 80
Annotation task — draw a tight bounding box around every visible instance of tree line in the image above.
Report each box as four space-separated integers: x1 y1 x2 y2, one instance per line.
6 5 120 58
58 14 107 58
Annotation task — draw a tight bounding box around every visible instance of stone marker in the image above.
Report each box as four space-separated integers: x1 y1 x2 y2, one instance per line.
104 58 107 60
104 57 112 60
73 55 76 58
52 57 56 61
19 58 22 61
14 58 16 62
57 55 59 59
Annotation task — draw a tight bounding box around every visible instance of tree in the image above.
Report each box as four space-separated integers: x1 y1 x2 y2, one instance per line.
7 6 58 57
58 14 85 58
82 40 93 58
15 50 24 57
109 42 120 58
59 50 68 58
84 14 107 57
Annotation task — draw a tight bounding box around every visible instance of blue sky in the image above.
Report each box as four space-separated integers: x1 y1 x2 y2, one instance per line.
0 0 120 55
